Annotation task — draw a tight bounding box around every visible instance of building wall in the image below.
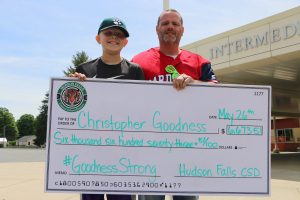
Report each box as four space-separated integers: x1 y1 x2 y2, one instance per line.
271 118 300 129
182 6 300 72
294 128 300 142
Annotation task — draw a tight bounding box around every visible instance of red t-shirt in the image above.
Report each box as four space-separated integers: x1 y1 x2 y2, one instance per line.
131 47 217 82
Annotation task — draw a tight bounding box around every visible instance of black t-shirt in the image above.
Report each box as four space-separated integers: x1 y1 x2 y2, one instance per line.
76 58 144 80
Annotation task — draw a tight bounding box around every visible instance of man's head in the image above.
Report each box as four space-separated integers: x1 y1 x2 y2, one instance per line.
156 9 184 45
97 17 129 37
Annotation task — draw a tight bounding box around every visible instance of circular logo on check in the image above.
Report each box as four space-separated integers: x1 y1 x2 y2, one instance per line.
57 82 87 112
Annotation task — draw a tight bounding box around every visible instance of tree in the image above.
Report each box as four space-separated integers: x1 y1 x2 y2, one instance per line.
34 51 90 146
16 114 35 138
34 93 48 146
0 107 18 140
63 51 90 76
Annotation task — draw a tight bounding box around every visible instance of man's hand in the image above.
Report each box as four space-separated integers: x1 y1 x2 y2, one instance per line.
69 72 86 81
173 73 194 90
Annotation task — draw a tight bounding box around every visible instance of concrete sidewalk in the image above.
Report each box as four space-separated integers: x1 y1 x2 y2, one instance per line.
0 162 78 200
0 158 300 200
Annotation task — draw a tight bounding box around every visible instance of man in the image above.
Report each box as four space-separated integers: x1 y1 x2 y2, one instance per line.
132 9 218 200
132 9 217 91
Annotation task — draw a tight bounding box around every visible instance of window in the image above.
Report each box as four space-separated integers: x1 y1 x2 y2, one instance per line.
285 129 293 142
276 129 294 142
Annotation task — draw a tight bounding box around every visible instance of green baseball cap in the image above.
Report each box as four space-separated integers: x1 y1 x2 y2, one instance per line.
97 17 129 37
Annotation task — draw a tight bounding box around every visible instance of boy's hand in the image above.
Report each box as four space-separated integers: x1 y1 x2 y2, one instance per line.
69 72 86 81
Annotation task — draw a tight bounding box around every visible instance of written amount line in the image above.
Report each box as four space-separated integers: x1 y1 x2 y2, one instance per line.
57 128 219 135
55 143 219 150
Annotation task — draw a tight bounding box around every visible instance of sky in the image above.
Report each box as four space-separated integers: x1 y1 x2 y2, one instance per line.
1 0 300 120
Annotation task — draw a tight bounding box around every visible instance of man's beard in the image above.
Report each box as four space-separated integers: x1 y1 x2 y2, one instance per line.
160 32 178 43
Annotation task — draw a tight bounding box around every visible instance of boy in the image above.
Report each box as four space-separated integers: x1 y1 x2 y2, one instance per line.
70 17 144 200
71 17 144 81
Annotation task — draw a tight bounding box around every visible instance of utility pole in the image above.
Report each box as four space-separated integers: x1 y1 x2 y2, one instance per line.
163 0 170 10
2 125 7 148
3 125 6 138
1 112 7 147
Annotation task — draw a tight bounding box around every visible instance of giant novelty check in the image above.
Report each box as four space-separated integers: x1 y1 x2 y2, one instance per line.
45 78 271 195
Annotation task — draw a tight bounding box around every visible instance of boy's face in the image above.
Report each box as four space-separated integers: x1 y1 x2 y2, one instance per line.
96 28 128 53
